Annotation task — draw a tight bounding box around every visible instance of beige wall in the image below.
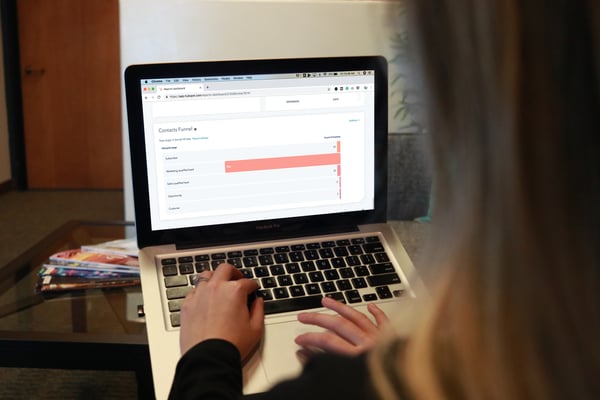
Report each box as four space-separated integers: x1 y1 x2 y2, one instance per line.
0 17 11 185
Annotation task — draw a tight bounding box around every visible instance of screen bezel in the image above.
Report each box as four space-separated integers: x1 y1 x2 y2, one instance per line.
124 56 388 249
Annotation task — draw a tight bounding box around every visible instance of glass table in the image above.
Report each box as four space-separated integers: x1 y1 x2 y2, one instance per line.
0 220 154 399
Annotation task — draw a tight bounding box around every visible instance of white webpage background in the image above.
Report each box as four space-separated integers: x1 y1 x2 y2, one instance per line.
142 77 376 231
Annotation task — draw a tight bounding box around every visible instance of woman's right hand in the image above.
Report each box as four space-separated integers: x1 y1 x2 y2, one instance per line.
179 263 264 360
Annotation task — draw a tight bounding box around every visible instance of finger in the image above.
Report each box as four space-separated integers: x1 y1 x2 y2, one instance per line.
321 297 379 333
212 263 243 281
297 312 370 345
367 303 389 327
295 331 361 355
249 296 265 333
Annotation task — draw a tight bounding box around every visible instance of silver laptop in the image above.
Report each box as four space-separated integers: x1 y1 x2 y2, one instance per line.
124 56 427 399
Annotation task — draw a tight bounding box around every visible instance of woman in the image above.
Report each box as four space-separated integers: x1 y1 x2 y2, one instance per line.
170 0 599 399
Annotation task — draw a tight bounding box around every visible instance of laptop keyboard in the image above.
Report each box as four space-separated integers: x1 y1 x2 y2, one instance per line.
159 234 405 328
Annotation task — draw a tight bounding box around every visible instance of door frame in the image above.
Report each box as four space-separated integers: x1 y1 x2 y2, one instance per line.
1 0 27 190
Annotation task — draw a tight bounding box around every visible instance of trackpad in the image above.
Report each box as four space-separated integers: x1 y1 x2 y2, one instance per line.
261 320 313 384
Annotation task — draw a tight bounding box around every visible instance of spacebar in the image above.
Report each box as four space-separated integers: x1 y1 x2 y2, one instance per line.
263 295 324 315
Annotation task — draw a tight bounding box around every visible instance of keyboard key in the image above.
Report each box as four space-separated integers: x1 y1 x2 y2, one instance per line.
227 258 243 268
275 246 290 253
270 265 285 275
316 259 331 270
291 244 305 251
195 261 210 272
161 258 177 266
178 256 193 263
170 313 181 327
179 263 194 274
211 253 226 260
363 242 385 253
275 253 290 263
360 254 376 264
301 261 316 271
285 263 300 274
244 249 259 256
318 248 334 258
351 238 365 244
262 277 277 288
194 254 209 262
339 268 355 278
348 245 363 255
321 241 336 248
369 262 395 275
305 283 321 295
259 255 274 265
290 251 304 262
334 247 349 257
254 266 269 277
354 266 370 276
304 249 319 260
263 295 323 314
242 269 254 279
363 293 378 302
227 251 242 258
325 292 346 303
324 269 340 280
375 253 390 262
367 273 401 286
257 289 273 301
166 286 192 300
293 273 309 284
376 286 393 299
165 275 188 287
345 290 362 303
168 299 183 312
351 277 368 289
273 287 290 299
331 258 346 268
290 285 306 297
365 236 381 243
308 271 324 282
346 255 360 266
243 256 259 267
259 247 275 254
306 242 321 249
277 275 293 286
336 279 352 291
162 265 178 276
320 282 336 293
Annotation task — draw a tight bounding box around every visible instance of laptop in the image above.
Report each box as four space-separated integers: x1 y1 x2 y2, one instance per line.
124 56 427 399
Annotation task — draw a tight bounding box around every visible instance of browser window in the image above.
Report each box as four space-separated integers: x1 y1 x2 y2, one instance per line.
138 70 376 231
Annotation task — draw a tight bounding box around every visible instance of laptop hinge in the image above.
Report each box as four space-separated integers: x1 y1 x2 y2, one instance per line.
175 224 360 250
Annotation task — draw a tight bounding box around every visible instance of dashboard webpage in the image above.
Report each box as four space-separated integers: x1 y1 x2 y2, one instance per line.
140 70 377 231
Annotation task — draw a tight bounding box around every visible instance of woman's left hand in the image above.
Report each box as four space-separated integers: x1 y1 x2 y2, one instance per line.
294 296 389 356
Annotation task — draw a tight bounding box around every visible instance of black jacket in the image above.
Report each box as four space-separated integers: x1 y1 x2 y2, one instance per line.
169 339 376 400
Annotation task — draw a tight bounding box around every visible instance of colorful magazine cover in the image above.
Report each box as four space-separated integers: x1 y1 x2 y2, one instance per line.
37 274 141 292
48 249 140 273
80 238 139 258
38 264 138 278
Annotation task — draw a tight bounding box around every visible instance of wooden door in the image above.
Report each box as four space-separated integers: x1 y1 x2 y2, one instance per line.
18 0 122 189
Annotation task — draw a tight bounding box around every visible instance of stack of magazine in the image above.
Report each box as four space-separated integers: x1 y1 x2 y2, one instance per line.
36 238 140 293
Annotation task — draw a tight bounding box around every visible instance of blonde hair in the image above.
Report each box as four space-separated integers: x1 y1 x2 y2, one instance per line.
370 0 600 398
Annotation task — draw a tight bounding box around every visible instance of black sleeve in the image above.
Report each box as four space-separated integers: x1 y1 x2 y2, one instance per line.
168 339 244 400
169 339 375 400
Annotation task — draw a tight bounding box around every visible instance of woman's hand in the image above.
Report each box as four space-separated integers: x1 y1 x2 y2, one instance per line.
179 263 264 360
295 296 389 356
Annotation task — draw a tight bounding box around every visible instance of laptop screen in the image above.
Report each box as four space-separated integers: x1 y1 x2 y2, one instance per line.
125 57 388 248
